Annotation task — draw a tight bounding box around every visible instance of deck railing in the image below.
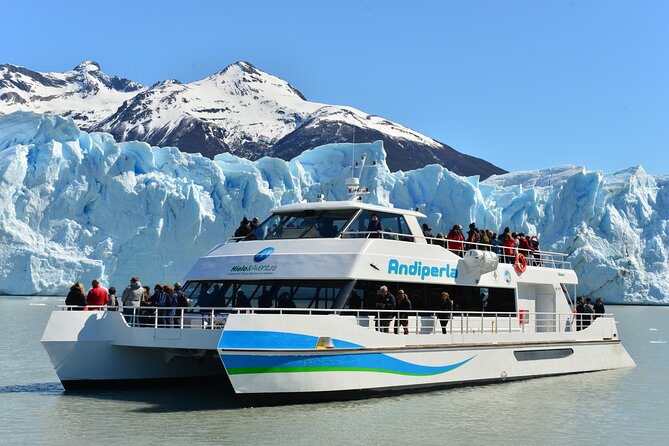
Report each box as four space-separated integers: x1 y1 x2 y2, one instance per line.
58 306 611 337
227 230 571 270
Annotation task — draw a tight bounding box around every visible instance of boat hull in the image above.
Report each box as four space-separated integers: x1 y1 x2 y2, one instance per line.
41 310 226 388
218 313 635 405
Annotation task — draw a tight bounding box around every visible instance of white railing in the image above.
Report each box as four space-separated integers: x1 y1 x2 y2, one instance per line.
226 229 570 270
58 306 612 337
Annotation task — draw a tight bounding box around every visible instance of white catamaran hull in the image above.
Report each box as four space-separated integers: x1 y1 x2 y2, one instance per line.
217 313 635 403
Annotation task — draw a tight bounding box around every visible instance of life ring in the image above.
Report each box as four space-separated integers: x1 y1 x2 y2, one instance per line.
514 253 527 274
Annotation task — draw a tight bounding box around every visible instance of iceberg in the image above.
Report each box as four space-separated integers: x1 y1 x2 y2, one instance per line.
0 112 666 304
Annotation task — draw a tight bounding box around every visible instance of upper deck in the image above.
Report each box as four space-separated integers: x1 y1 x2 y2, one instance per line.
186 199 576 291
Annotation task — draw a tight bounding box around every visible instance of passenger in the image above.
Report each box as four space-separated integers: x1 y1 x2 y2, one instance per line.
575 297 585 331
466 222 480 250
446 225 465 255
277 292 297 309
439 292 453 334
174 282 190 327
86 279 108 311
530 236 541 266
518 233 532 257
316 219 337 237
502 227 515 263
593 297 605 319
434 232 447 248
160 284 178 327
149 284 164 326
258 291 273 308
394 289 412 335
582 297 594 328
174 282 189 308
250 217 260 231
121 276 144 324
422 223 433 243
366 213 383 238
234 290 252 308
234 217 252 239
480 229 491 250
195 284 215 308
65 282 87 310
375 286 396 332
107 287 118 310
348 291 362 310
140 286 154 327
489 231 502 255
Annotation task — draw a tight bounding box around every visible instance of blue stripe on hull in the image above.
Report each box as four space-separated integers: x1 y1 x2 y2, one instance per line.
221 351 476 376
218 330 363 350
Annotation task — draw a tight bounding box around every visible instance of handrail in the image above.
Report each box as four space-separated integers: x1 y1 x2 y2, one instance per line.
56 305 612 337
225 229 570 269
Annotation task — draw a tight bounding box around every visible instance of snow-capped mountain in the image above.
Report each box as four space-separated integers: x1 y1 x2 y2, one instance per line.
0 61 504 178
0 61 144 127
0 111 666 303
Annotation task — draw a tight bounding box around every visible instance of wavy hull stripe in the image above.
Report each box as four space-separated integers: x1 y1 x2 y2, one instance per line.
221 352 476 376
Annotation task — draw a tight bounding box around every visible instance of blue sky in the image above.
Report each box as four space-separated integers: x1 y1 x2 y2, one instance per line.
3 0 668 175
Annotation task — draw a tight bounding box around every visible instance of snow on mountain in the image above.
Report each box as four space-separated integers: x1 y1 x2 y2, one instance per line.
0 112 666 303
0 60 504 178
0 61 144 128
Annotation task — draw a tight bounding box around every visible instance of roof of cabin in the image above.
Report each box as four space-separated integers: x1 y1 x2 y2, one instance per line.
272 200 426 218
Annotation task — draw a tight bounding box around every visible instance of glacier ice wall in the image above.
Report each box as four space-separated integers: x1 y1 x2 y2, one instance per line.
0 112 666 303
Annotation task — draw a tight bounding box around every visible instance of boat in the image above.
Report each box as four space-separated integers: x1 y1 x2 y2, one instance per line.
41 154 635 405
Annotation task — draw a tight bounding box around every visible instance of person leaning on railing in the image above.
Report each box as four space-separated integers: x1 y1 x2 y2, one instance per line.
394 290 412 335
375 286 395 332
439 292 453 334
122 277 144 324
446 225 464 255
65 282 87 310
86 279 108 311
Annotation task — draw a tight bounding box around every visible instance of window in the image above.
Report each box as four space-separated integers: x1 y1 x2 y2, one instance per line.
345 280 516 313
182 279 347 309
346 210 414 241
243 210 358 241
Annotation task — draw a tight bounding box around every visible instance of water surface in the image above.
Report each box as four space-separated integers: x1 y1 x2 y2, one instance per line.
1 297 667 445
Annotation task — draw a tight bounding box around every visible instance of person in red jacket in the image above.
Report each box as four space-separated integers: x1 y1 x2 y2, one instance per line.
86 279 109 310
446 224 465 255
502 227 516 263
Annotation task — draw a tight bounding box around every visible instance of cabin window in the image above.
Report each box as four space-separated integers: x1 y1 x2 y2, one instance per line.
244 210 358 240
182 279 347 309
346 210 414 241
347 280 516 313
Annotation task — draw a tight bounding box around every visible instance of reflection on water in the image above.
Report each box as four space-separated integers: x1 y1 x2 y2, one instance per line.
0 298 667 445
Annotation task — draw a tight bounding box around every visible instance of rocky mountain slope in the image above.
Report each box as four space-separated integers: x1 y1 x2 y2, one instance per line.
0 61 505 177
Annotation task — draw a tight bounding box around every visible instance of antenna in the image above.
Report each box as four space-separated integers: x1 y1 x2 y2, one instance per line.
346 153 377 201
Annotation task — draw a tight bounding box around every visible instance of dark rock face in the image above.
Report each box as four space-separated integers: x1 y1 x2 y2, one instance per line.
268 120 505 178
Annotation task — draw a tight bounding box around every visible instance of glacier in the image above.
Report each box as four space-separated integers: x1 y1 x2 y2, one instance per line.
0 111 666 304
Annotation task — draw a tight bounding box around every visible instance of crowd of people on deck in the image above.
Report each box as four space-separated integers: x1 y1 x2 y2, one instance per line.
355 284 608 335
64 276 190 327
421 221 542 264
574 296 606 330
233 217 260 238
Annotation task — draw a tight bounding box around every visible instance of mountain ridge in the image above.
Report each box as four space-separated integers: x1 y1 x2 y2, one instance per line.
0 60 505 178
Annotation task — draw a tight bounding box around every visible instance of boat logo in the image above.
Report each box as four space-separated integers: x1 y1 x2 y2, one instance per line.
254 247 275 263
504 270 511 284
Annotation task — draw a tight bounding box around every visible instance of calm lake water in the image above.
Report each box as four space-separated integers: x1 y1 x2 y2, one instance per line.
1 297 667 445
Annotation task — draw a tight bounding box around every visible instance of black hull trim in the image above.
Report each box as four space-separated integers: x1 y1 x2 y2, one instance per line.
61 374 234 393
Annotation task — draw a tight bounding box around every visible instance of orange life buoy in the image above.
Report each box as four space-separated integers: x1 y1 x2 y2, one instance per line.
514 253 527 274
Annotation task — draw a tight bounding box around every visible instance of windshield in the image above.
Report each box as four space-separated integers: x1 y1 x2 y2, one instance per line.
244 209 358 240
